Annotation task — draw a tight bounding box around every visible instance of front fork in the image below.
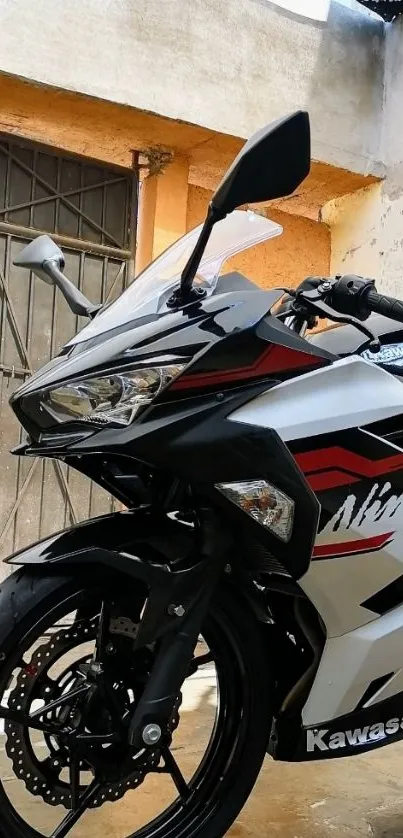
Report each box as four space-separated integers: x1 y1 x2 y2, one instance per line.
128 508 230 749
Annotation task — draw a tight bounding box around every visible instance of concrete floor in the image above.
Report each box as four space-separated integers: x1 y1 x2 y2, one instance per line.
2 666 403 837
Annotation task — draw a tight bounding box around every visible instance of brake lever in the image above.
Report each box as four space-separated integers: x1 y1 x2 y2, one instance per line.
295 287 380 352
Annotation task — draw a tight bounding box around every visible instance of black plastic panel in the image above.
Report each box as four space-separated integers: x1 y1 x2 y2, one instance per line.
362 575 403 615
272 689 403 762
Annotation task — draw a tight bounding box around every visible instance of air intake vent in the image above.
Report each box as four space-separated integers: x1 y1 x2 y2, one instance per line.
247 536 290 576
355 673 395 711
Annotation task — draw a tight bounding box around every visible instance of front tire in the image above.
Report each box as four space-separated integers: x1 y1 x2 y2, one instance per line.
0 569 271 838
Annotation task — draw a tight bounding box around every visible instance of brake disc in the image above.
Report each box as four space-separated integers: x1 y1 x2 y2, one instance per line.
5 617 181 809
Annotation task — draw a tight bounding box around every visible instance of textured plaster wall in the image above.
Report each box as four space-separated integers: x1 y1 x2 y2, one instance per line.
322 183 382 278
0 0 384 176
322 180 403 297
377 18 403 297
0 0 399 295
324 18 403 298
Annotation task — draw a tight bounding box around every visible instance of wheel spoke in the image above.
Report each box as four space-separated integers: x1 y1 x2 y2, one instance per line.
75 731 119 744
93 600 110 664
29 683 90 720
0 705 67 736
162 746 191 801
51 779 101 838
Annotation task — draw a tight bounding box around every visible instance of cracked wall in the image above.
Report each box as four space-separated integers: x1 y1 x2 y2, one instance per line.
323 17 403 295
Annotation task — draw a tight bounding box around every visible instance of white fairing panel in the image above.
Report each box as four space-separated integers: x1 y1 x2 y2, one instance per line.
228 357 403 440
302 605 403 725
301 435 403 723
300 544 400 637
228 354 403 726
299 433 403 637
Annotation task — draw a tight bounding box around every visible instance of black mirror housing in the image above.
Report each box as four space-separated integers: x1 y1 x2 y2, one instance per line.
212 110 310 215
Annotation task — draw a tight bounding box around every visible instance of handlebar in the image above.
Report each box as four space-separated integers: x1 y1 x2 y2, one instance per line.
366 288 403 323
291 274 403 327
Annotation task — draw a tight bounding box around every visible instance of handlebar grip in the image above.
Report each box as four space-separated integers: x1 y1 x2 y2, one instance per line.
366 289 403 324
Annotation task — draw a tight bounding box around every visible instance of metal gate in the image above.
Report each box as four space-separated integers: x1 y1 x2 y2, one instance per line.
0 137 138 565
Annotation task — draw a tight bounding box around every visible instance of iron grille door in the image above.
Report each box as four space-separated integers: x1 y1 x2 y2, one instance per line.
0 138 137 566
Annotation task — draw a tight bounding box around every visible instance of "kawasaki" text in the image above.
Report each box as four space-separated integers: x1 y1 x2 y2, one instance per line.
306 717 403 752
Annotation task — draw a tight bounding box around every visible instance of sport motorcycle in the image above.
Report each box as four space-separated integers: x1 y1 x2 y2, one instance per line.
1 111 403 838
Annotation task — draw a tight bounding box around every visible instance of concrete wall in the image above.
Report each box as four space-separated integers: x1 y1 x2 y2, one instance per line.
4 0 403 298
377 17 403 297
322 178 403 298
322 183 382 278
0 0 384 176
323 18 403 298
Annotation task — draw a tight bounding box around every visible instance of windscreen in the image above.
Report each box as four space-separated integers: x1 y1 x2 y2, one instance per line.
70 210 282 344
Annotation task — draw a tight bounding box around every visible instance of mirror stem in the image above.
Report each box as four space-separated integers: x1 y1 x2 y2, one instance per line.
43 260 101 319
168 203 225 308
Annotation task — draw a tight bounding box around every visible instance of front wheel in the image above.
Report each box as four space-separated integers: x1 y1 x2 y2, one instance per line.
0 569 271 838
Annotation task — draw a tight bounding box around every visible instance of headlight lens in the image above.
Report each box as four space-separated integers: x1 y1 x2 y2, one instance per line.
41 364 185 426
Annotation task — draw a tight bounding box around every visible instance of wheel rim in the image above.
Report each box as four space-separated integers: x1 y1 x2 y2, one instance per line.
0 584 251 838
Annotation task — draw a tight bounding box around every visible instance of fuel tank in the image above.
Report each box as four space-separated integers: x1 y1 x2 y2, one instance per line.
309 315 403 376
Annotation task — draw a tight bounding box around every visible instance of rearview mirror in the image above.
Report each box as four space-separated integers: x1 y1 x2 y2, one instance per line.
13 235 100 319
13 235 65 285
170 110 311 306
212 110 310 215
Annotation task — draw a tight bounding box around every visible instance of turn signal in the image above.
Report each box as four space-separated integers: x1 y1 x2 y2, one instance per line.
216 479 294 542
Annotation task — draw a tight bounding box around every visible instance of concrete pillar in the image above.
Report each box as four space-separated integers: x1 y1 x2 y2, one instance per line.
152 155 189 258
322 20 403 298
322 183 382 280
135 176 158 274
135 155 190 274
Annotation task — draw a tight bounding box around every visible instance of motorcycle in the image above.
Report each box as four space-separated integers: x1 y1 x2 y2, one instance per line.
1 110 403 838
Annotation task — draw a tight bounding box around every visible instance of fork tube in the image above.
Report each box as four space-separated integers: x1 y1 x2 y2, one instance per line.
284 315 308 336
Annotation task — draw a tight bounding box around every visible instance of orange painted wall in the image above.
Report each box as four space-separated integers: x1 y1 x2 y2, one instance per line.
0 73 331 289
186 186 331 289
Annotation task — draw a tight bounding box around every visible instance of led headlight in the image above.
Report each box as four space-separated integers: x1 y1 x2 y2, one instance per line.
40 364 186 426
216 479 294 542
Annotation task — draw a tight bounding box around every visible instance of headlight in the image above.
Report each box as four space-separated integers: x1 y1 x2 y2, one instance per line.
216 479 294 542
40 364 186 426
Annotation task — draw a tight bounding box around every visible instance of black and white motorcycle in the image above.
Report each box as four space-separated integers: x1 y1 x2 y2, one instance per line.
1 111 403 838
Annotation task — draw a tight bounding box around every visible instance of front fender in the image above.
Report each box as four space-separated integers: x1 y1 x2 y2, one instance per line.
6 509 269 650
6 509 192 574
6 509 200 645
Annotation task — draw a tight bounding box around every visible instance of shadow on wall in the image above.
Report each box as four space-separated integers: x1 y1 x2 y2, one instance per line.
306 0 384 175
311 8 403 297
302 1 386 284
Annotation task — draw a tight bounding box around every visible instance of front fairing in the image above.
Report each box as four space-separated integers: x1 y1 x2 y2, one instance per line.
11 211 283 439
11 286 283 441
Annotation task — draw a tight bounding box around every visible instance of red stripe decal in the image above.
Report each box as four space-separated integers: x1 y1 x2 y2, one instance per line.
295 446 403 491
313 531 394 559
296 447 403 478
308 470 360 492
171 345 325 391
